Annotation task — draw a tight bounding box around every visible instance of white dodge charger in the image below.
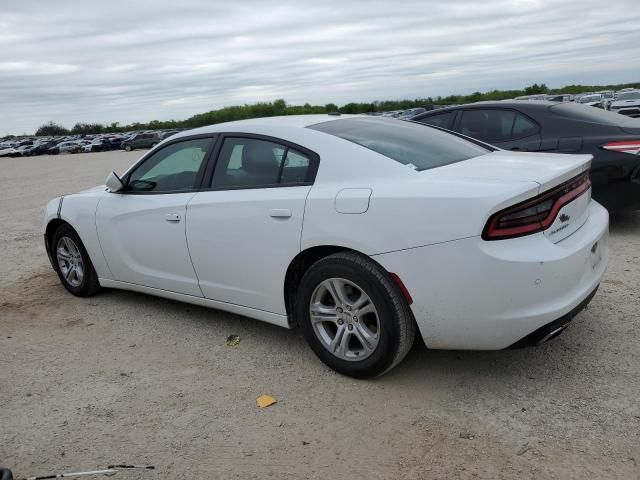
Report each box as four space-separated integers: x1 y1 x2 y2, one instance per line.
43 115 609 377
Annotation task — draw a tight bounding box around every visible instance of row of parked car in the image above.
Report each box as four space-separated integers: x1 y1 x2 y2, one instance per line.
0 129 184 158
371 89 640 120
514 88 640 116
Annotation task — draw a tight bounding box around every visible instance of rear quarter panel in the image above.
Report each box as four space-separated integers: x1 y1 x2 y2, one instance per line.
302 175 540 255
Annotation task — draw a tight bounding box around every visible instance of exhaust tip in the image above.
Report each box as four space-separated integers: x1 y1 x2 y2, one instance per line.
535 326 567 346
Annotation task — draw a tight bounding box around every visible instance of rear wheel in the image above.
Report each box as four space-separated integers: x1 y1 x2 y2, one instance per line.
124 144 132 152
296 252 416 378
51 224 101 297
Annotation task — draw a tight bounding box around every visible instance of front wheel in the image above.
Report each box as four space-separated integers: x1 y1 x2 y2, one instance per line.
296 252 416 378
51 224 101 297
124 144 132 152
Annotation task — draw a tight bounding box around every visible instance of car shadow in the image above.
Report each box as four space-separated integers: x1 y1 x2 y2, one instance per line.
609 209 640 234
98 286 601 389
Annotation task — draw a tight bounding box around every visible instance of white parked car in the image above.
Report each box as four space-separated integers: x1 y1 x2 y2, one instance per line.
0 146 19 157
577 94 605 108
43 115 609 377
609 90 640 117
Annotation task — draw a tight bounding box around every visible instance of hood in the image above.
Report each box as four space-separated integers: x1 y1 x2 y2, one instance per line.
77 185 107 195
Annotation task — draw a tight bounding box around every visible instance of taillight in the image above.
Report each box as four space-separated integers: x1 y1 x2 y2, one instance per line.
601 140 640 155
482 172 591 241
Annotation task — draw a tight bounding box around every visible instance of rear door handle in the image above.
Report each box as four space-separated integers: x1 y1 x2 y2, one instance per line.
269 208 292 218
165 213 181 222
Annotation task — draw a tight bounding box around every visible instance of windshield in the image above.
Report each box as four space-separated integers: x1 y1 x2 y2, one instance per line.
579 95 602 103
308 117 490 171
617 91 640 101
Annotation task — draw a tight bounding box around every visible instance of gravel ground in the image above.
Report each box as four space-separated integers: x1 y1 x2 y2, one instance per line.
1 151 639 479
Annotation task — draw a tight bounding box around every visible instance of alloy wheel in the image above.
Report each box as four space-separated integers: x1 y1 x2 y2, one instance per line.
56 236 84 287
309 278 380 361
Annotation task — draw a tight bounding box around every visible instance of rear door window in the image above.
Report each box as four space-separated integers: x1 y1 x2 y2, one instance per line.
414 111 455 129
458 109 515 142
458 109 539 142
211 137 315 189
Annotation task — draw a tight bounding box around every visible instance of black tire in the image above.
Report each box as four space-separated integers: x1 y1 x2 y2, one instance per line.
124 144 132 152
151 142 158 148
296 252 416 378
51 224 101 297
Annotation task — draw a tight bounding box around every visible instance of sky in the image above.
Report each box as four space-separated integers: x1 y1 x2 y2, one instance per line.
1 0 639 135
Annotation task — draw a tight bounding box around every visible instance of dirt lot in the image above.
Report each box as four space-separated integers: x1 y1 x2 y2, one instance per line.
1 150 639 479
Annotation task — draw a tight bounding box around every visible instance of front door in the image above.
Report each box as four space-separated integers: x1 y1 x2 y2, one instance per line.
96 136 214 296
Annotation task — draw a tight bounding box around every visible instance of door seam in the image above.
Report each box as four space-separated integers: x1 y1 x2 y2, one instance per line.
94 195 115 279
299 185 314 251
185 192 206 297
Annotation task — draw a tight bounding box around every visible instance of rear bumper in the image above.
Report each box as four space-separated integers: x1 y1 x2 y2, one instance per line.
507 284 598 348
373 201 609 350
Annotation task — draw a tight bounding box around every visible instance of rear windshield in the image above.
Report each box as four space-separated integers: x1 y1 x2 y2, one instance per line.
308 117 490 171
550 102 640 127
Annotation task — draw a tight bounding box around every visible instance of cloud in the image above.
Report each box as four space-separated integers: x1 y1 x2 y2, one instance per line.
0 0 638 134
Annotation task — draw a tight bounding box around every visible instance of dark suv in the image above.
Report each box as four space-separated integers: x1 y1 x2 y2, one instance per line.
122 133 161 151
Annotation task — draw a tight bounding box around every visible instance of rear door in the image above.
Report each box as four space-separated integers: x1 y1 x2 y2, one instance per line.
186 135 319 314
454 108 541 151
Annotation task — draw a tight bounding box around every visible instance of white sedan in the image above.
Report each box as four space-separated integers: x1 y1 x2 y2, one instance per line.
43 115 609 377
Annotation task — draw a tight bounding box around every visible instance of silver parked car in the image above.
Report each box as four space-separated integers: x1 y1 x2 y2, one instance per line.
609 90 640 117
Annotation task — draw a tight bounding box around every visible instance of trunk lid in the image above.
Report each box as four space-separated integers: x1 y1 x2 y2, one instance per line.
431 150 593 243
435 150 592 190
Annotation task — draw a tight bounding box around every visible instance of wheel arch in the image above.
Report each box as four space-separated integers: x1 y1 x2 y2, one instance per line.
44 218 69 267
283 245 413 324
44 216 109 280
284 245 357 321
45 218 89 264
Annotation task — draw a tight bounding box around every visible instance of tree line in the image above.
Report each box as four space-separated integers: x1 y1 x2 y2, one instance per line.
33 82 640 137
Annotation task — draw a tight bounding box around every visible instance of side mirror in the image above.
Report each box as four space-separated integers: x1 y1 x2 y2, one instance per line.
105 171 124 193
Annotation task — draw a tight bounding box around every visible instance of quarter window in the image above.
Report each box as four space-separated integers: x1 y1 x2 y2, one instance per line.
127 138 212 193
512 114 538 138
211 137 312 188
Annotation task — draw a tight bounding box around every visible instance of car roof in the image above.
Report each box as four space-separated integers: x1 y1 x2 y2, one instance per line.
412 101 558 118
453 100 556 110
170 114 352 140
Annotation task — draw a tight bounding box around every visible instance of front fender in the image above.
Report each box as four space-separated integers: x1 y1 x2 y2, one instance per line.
45 191 113 280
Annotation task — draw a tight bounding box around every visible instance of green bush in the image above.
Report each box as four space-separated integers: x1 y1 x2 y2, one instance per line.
33 82 640 136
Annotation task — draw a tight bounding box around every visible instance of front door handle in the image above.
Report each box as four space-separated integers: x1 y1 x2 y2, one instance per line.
165 213 181 222
269 208 292 218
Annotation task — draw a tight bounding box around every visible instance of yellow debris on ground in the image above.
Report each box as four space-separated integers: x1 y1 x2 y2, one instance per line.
256 394 277 408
